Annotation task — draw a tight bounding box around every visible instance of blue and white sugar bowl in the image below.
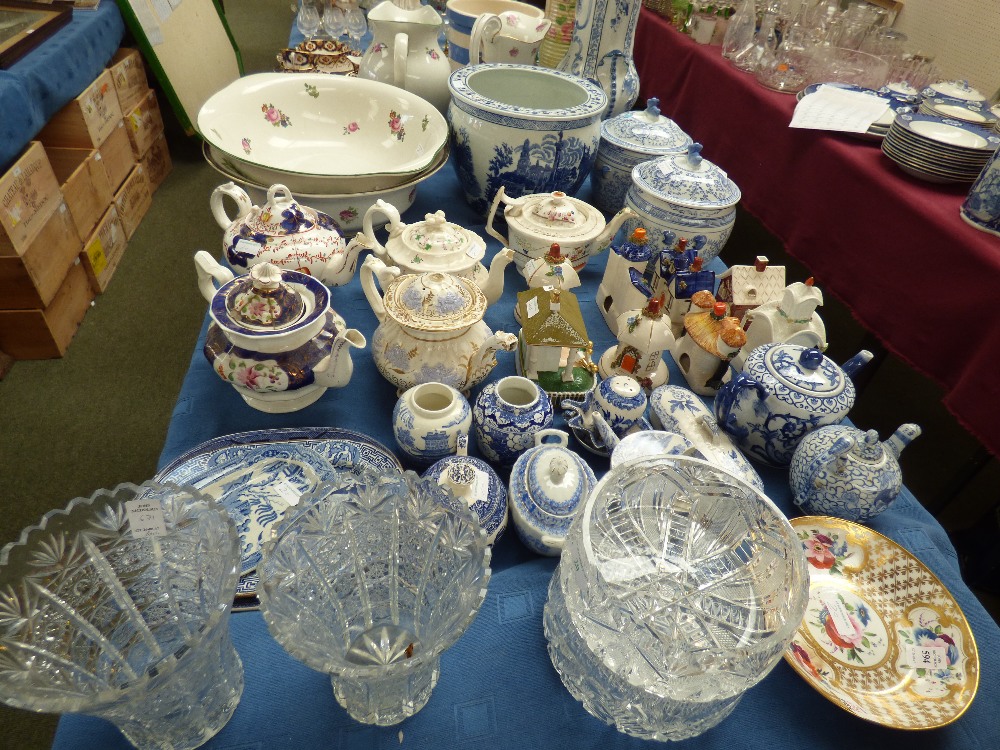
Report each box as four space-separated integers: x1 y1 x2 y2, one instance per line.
508 430 597 556
591 98 693 215
623 143 741 264
714 343 873 467
424 435 508 544
472 375 554 467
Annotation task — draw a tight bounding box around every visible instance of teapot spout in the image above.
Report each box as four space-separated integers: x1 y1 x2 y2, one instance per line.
841 349 874 380
884 423 921 459
482 248 515 306
594 206 638 255
320 236 368 287
314 328 367 389
470 331 518 382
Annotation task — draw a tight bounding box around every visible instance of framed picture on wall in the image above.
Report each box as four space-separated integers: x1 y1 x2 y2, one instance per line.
0 1 71 68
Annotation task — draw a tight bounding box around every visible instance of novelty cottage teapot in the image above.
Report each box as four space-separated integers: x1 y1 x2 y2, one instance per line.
195 252 366 413
210 182 365 287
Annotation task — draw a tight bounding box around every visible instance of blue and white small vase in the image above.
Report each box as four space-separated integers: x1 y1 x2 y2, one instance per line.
472 375 554 467
392 381 472 467
508 430 597 556
423 436 508 544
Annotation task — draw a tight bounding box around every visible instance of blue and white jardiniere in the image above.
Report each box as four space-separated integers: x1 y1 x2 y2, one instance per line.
472 375 554 466
714 343 873 467
448 63 608 215
623 143 741 264
591 98 693 215
508 430 597 556
960 145 1000 237
393 381 473 467
789 423 921 523
423 436 509 544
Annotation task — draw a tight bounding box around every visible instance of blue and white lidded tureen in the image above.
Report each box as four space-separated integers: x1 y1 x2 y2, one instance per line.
714 343 873 467
508 430 597 556
623 143 741 264
591 98 693 215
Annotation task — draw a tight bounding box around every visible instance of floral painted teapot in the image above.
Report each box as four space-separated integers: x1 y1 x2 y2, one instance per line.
360 255 518 394
358 200 514 304
789 423 921 522
195 252 366 413
211 182 365 287
487 186 636 271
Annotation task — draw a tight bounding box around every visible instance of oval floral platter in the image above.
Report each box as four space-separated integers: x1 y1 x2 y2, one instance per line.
155 428 402 587
784 516 980 729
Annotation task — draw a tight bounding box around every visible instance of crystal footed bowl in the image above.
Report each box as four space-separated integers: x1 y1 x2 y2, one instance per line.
544 455 808 741
258 470 491 726
0 482 243 750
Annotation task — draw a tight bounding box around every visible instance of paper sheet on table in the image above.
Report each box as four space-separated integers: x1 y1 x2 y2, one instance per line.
789 86 891 133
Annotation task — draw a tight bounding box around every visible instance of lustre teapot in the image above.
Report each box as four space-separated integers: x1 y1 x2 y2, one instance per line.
789 423 921 522
211 182 365 286
358 200 514 304
486 186 636 271
714 343 874 467
195 252 366 413
360 255 518 394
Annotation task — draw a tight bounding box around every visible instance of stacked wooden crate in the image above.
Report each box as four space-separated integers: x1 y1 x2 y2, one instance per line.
0 49 172 360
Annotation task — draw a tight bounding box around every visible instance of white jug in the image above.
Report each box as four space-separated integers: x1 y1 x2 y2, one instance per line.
469 11 551 65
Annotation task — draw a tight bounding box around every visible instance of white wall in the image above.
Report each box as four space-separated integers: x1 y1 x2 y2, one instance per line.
894 1 1000 95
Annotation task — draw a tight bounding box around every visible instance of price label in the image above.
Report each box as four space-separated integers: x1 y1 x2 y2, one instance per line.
906 645 948 670
125 498 167 539
818 589 855 641
234 238 263 257
471 466 490 501
271 479 302 509
525 297 540 319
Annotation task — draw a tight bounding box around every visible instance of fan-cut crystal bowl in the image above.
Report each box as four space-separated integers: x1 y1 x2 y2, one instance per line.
544 455 808 741
258 469 491 726
0 482 243 750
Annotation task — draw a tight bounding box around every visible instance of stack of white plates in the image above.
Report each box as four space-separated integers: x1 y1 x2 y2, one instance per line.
882 112 1000 184
919 96 999 129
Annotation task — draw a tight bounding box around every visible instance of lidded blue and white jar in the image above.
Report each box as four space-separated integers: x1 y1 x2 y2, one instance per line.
591 98 693 215
508 430 597 556
424 436 508 544
473 375 554 466
624 143 741 264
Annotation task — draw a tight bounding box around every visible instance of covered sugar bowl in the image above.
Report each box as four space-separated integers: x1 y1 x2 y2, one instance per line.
195 252 366 412
508 430 597 556
714 343 873 466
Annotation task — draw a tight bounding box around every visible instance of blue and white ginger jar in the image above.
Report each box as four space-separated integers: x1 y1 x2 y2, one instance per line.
393 381 472 467
472 375 553 466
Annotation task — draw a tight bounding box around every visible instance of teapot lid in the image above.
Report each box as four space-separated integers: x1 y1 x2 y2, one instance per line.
632 144 742 210
601 98 693 154
507 192 605 240
744 342 855 413
242 184 343 239
212 262 328 338
381 270 486 331
513 441 597 521
391 211 486 272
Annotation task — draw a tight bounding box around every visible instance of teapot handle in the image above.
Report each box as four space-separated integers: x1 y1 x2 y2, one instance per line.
194 250 235 303
210 182 253 231
714 371 767 438
485 186 512 246
795 434 855 506
392 32 408 87
360 255 400 323
360 199 401 260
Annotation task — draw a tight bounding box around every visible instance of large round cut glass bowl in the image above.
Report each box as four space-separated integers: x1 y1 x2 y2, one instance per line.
0 482 243 750
197 73 449 194
544 455 808 741
258 470 491 726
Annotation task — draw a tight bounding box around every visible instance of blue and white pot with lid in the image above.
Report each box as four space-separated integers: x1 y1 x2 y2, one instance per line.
508 429 597 556
623 143 741 264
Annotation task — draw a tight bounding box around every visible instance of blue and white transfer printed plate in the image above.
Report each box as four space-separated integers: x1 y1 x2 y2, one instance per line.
156 428 402 581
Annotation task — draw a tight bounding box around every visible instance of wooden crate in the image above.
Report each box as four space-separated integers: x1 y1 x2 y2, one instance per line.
38 69 124 149
109 48 149 113
97 120 136 193
80 205 127 294
0 262 94 359
0 202 82 309
113 166 151 240
0 142 63 256
46 146 114 240
125 89 165 158
140 132 173 193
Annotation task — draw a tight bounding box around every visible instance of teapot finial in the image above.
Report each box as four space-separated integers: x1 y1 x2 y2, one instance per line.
686 143 704 167
799 347 824 370
250 262 284 290
423 210 448 227
644 98 661 119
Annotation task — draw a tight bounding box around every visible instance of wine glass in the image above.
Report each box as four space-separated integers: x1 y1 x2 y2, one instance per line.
296 0 322 41
342 0 369 42
322 0 347 39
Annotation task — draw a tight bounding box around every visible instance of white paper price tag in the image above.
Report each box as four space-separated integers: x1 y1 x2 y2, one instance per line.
271 479 301 508
526 297 540 318
906 645 947 670
125 499 167 539
471 466 490 501
818 589 855 641
234 238 263 257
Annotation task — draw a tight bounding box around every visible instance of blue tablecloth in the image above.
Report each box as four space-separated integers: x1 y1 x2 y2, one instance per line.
0 2 124 170
52 165 999 749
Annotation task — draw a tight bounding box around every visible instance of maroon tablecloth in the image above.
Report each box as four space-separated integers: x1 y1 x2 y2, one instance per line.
634 10 1000 459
